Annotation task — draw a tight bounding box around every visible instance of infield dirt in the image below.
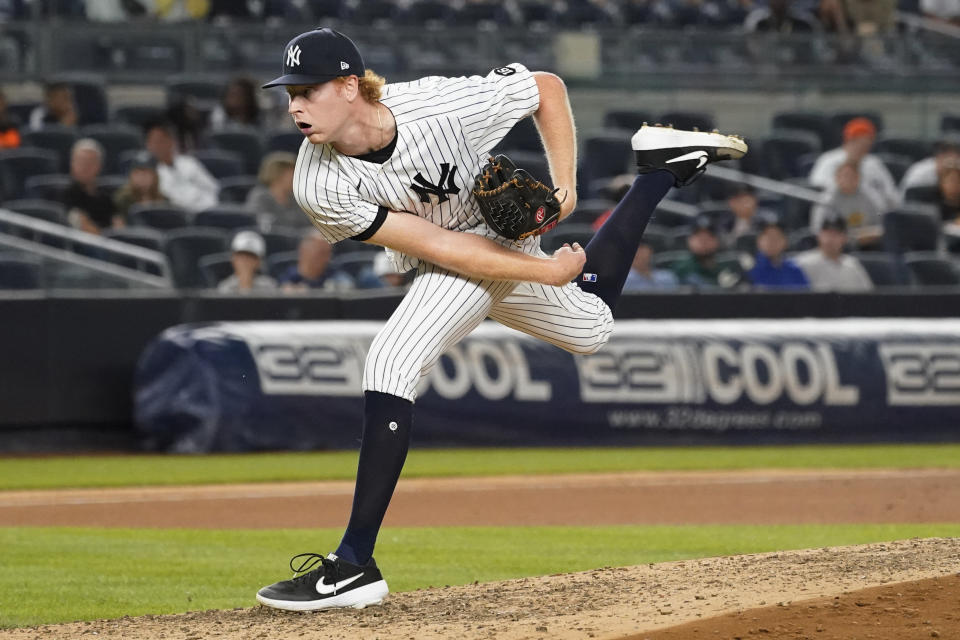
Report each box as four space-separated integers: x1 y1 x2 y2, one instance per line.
1 470 959 639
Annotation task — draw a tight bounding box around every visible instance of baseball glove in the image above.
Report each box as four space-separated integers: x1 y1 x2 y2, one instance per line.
472 154 563 241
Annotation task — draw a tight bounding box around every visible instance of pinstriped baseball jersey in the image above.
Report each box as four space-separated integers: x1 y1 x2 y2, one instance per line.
292 64 542 271
290 64 615 401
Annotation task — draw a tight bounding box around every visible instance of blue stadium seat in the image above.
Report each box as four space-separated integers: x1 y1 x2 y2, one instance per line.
903 185 940 205
21 126 77 173
80 124 143 175
23 173 72 202
883 208 941 253
771 111 838 149
580 132 633 187
942 113 960 133
112 105 165 128
904 252 960 286
265 130 304 155
128 204 191 230
539 223 595 253
198 252 235 288
267 250 299 279
259 227 306 256
163 227 229 289
218 175 260 204
194 206 259 230
0 255 43 289
192 149 244 179
850 252 904 287
657 111 715 132
760 132 821 179
103 227 167 252
0 148 60 201
603 110 654 132
873 138 933 163
495 117 543 154
2 199 67 225
207 127 265 175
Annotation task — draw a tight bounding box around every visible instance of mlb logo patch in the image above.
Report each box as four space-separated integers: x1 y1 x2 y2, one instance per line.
582 273 598 282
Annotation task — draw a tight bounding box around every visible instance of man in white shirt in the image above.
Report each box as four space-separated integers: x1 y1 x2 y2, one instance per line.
795 216 874 291
143 119 219 212
808 117 900 212
900 137 960 196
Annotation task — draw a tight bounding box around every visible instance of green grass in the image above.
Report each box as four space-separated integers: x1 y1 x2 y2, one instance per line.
2 524 959 628
3 444 960 490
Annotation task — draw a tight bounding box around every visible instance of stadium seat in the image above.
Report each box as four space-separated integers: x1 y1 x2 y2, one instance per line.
539 223 595 253
192 149 244 179
166 74 226 106
163 227 229 289
194 206 260 230
21 126 77 173
404 0 455 24
657 111 715 132
642 226 671 253
328 252 376 280
218 175 260 204
80 124 143 174
940 113 960 133
128 204 191 230
875 153 912 184
495 117 543 154
112 105 165 128
873 137 933 163
207 127 265 175
23 173 72 202
103 227 167 252
850 252 903 287
97 174 127 201
259 227 305 255
883 208 941 253
760 132 821 180
580 132 633 187
771 111 837 150
265 130 304 154
267 249 299 279
570 198 615 225
499 150 550 185
2 199 67 225
603 110 654 131
653 250 688 270
735 232 758 254
333 238 382 255
903 185 940 205
451 1 513 25
788 229 817 252
650 206 695 228
667 227 693 251
0 255 43 289
697 206 736 235
903 252 960 286
198 252 235 288
0 148 60 200
51 74 109 125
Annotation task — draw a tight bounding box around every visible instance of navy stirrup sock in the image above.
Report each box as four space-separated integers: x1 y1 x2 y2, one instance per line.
335 390 413 566
576 171 674 310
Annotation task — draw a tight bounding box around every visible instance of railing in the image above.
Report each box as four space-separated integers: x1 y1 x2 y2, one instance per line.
1 21 958 91
0 209 173 289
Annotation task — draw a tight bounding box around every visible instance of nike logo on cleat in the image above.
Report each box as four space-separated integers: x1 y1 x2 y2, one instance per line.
666 151 709 169
316 573 363 595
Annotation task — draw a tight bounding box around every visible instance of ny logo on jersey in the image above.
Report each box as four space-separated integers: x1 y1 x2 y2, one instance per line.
410 163 459 204
286 45 302 68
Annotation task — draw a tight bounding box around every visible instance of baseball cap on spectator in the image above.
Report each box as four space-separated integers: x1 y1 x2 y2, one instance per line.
752 210 785 233
231 230 266 258
843 117 877 142
689 213 719 235
262 28 365 88
820 216 847 232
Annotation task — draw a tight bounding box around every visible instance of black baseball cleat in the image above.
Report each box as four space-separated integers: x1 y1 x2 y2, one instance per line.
632 124 748 187
256 552 389 612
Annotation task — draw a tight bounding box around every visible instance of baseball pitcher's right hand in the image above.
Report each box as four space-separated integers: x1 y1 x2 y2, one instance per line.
547 242 586 286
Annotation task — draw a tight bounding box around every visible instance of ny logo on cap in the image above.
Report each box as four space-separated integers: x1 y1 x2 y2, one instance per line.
286 45 302 67
340 61 349 70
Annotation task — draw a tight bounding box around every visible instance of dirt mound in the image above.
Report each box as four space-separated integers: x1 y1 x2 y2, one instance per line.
3 538 958 640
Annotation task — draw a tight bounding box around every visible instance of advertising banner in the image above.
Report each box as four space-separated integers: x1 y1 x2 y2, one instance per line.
133 319 960 452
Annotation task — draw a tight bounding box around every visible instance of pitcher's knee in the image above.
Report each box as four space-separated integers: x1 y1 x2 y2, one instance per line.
362 348 421 402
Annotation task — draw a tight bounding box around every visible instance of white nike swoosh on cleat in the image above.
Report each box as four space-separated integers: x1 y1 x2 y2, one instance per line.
666 151 709 169
316 573 363 595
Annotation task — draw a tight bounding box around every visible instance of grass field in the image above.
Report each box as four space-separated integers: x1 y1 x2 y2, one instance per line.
4 523 960 628
2 443 959 490
2 443 959 629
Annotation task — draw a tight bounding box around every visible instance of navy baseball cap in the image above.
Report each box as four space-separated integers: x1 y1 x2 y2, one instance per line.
262 28 365 88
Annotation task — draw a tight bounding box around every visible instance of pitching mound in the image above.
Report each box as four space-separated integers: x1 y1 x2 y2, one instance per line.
2 537 958 640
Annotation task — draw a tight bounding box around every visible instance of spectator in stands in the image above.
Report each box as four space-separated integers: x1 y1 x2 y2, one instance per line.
28 82 77 130
809 117 900 212
672 215 740 288
920 0 960 25
810 161 886 249
744 0 818 32
63 138 123 234
245 152 303 228
622 239 679 291
113 153 168 219
747 212 809 289
724 183 762 242
936 162 960 223
218 230 278 293
795 216 873 291
0 89 21 149
143 118 219 211
209 77 262 130
900 137 960 195
279 233 353 292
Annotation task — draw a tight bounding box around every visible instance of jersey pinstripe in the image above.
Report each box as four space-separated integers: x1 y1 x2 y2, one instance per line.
291 64 615 402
